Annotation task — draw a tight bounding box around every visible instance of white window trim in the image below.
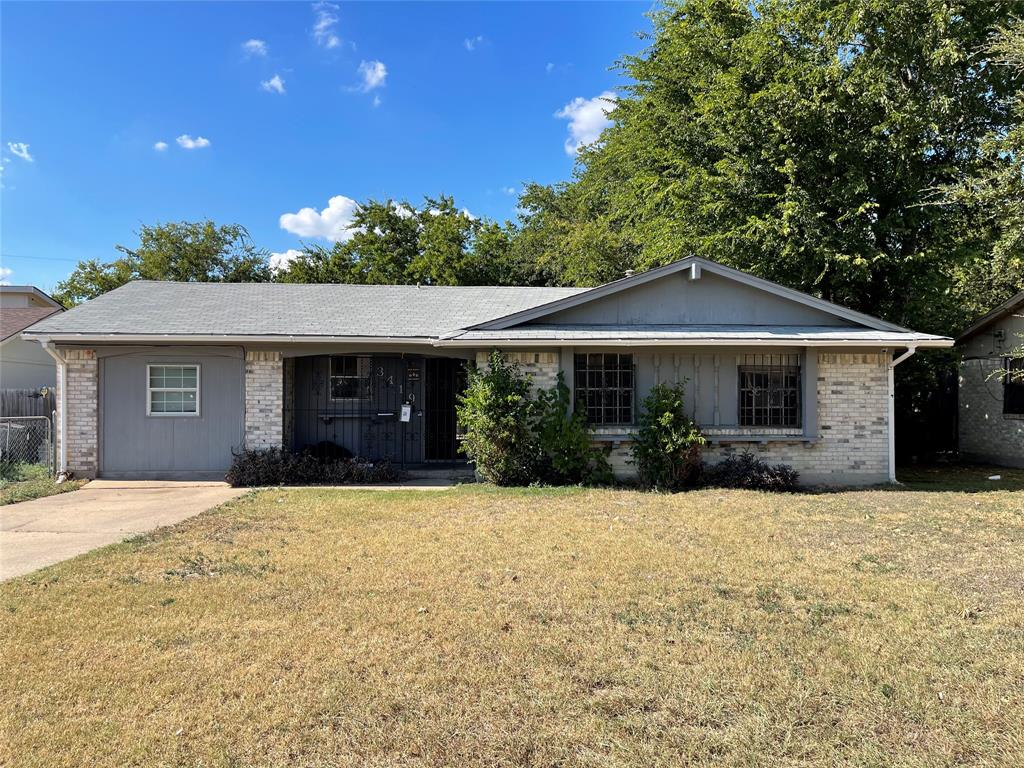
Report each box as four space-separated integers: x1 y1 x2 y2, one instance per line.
146 363 201 417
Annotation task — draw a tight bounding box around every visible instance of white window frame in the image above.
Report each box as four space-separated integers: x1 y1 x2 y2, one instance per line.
146 363 201 417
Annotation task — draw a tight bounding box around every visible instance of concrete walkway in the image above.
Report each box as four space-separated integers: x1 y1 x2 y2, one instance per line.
0 481 245 580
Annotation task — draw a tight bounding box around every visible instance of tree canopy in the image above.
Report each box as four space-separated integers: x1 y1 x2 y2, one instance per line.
516 0 1024 334
277 196 531 286
55 221 269 306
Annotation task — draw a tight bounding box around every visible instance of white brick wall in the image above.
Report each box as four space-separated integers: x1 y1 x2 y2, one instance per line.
959 357 1024 466
475 350 560 393
56 348 98 477
245 351 283 450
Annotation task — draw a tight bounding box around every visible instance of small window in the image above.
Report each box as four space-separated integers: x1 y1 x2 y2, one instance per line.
574 353 634 425
331 356 370 400
1004 358 1024 415
147 364 199 416
738 354 801 428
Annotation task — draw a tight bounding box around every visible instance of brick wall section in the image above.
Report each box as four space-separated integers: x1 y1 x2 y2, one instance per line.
599 352 891 486
57 348 99 477
245 351 284 450
474 350 560 393
959 357 1024 466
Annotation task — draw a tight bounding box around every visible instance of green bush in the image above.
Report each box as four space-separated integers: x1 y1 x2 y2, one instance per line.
631 382 705 491
534 372 613 486
456 351 541 486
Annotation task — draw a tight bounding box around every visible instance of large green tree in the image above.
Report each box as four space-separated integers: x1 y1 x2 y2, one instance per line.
55 221 269 306
948 18 1024 320
278 196 527 286
519 0 1024 334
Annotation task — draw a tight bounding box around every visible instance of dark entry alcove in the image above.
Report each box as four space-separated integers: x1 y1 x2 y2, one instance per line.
286 354 467 467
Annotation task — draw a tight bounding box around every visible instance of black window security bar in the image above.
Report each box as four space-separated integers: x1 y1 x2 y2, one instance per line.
574 352 635 426
330 355 371 400
738 353 801 428
1004 357 1024 415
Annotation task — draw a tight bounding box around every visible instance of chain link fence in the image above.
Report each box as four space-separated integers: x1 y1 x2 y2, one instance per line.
0 416 54 479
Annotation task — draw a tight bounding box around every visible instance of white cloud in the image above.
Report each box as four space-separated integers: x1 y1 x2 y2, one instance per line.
243 39 268 57
279 195 359 242
176 134 211 150
153 141 168 152
545 62 555 74
392 202 416 219
0 266 12 285
312 2 341 49
357 60 387 91
261 74 286 94
372 94 382 108
464 35 484 52
555 91 617 156
7 142 34 162
501 186 517 196
269 249 303 273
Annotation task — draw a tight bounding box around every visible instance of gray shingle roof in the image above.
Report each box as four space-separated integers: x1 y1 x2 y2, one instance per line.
23 281 588 339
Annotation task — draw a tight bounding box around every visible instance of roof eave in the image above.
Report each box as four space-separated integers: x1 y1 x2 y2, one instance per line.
955 291 1024 343
21 332 440 345
433 337 953 349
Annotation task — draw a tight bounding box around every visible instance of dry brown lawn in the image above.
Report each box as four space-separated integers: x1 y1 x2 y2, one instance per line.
2 484 1023 767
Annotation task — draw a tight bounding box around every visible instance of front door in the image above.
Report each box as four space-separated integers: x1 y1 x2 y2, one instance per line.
424 358 466 461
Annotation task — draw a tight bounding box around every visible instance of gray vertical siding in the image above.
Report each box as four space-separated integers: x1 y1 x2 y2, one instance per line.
99 347 244 477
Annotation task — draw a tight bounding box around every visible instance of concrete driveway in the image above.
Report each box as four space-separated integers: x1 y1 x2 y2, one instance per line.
0 481 246 580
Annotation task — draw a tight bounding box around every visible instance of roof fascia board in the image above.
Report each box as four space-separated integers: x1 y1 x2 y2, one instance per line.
956 291 1024 343
23 333 437 345
470 256 909 333
433 337 953 349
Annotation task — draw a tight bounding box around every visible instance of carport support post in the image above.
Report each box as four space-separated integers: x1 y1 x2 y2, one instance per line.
244 350 284 451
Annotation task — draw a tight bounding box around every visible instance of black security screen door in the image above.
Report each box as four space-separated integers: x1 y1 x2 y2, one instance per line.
289 355 424 466
424 358 466 461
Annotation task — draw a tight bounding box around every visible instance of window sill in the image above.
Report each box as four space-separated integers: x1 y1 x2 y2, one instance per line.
1003 413 1024 420
705 433 815 444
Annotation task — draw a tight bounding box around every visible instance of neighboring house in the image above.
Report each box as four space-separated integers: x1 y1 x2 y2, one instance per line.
22 257 951 484
0 285 64 390
957 291 1024 467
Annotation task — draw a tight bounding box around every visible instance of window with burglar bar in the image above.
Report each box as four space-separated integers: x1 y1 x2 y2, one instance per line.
738 354 801 428
330 355 371 400
1004 358 1024 415
574 353 634 425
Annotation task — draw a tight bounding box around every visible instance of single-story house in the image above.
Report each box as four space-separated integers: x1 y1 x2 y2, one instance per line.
22 257 951 485
957 291 1024 467
1 285 64 391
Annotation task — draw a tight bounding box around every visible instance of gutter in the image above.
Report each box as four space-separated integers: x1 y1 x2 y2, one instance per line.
434 337 954 349
887 346 918 483
22 333 437 345
39 341 68 478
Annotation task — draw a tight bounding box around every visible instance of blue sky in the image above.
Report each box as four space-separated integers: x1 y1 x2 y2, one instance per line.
1 1 652 291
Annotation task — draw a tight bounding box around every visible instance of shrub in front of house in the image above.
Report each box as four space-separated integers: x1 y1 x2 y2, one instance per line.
534 372 613 486
456 351 543 486
225 447 404 487
701 452 799 492
631 382 705 491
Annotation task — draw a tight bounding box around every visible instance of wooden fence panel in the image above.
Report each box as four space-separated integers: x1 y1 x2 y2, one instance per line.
0 389 56 418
